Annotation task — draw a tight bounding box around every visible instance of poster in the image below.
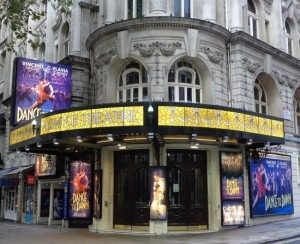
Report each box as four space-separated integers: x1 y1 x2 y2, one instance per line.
93 170 102 218
12 57 72 125
40 189 50 217
53 189 64 220
35 154 56 176
220 152 245 226
150 167 167 221
69 161 91 218
250 154 294 217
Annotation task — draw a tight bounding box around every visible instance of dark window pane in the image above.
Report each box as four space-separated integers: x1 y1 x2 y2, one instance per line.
179 87 185 101
126 62 139 69
143 87 148 100
168 86 175 101
126 72 139 85
248 0 256 13
253 19 257 37
128 0 133 19
196 89 200 103
262 105 266 114
297 116 300 133
187 87 192 102
261 90 266 102
195 73 200 85
184 0 190 17
119 91 123 102
119 76 123 86
254 87 259 100
137 0 143 18
168 67 175 82
178 70 192 83
174 0 181 16
126 89 131 102
255 103 259 113
142 66 147 83
133 88 138 101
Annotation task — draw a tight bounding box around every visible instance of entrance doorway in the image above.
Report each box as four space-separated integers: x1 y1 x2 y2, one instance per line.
114 150 149 226
167 150 208 226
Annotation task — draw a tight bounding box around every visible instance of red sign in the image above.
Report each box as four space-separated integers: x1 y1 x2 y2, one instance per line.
26 175 35 185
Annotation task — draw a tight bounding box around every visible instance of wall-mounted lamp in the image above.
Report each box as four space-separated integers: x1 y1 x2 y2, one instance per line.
53 138 60 145
76 136 83 143
222 136 229 143
148 132 154 140
246 139 253 145
148 104 154 113
36 142 42 148
118 143 127 150
25 145 30 151
190 142 200 149
107 134 113 141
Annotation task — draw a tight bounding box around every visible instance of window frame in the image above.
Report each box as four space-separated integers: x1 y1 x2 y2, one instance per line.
173 0 192 18
126 0 143 19
254 80 267 114
247 0 258 38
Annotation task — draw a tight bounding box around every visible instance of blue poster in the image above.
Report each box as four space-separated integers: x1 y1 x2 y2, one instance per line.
250 154 294 217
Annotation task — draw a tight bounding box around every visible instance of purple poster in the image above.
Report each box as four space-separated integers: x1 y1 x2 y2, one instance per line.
250 154 293 217
13 57 72 125
150 167 167 220
69 161 91 218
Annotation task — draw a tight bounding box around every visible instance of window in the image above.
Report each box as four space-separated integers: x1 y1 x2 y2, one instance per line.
168 60 201 103
294 96 300 134
285 20 293 55
62 23 70 57
127 0 143 19
248 0 258 38
173 0 191 18
118 61 148 102
254 79 267 114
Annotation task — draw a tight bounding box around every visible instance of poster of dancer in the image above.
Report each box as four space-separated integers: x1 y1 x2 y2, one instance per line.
69 161 91 218
250 153 294 217
93 170 102 218
12 57 72 125
150 167 167 221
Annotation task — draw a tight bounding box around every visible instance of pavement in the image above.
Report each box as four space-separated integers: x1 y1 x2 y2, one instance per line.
0 218 300 244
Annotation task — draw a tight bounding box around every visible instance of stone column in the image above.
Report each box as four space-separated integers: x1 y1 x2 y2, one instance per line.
149 0 167 16
229 0 244 32
269 0 284 51
70 0 81 55
48 183 54 225
200 0 217 23
103 0 115 24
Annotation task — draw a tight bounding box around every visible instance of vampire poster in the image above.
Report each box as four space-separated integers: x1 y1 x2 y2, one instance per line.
93 170 102 218
250 154 294 217
12 57 72 125
69 161 91 219
150 166 167 221
220 152 245 226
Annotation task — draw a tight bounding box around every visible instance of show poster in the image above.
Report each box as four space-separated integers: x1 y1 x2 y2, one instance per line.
150 166 167 221
250 154 294 217
35 154 56 176
93 170 102 218
13 57 72 125
69 161 91 219
220 152 245 226
53 189 64 220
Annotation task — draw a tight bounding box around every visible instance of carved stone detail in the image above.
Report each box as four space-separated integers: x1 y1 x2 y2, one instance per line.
241 57 260 73
133 41 182 57
263 0 273 14
273 71 286 85
288 79 297 88
200 46 224 64
94 47 117 67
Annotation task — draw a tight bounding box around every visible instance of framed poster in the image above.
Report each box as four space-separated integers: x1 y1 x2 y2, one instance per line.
35 154 56 176
220 152 245 226
150 166 167 221
93 170 102 218
53 189 64 220
249 153 293 217
69 161 91 218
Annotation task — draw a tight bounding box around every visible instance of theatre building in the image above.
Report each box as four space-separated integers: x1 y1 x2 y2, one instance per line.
1 0 300 234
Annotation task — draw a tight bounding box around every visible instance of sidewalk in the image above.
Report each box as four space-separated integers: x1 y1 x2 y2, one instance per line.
0 218 300 244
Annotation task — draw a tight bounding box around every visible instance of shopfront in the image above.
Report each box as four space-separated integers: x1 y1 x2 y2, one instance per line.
9 102 285 232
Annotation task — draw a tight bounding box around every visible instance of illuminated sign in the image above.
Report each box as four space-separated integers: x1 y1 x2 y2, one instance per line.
10 124 36 145
40 106 144 135
69 161 91 218
35 154 56 176
158 106 284 138
12 57 72 125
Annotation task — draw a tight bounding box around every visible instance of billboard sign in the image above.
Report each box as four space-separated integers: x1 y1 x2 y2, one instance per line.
35 154 56 176
250 154 294 217
12 57 71 125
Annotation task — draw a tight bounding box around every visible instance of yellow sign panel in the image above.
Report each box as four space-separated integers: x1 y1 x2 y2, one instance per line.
92 107 124 128
40 114 62 135
62 110 92 131
158 106 284 138
124 106 144 126
10 124 36 145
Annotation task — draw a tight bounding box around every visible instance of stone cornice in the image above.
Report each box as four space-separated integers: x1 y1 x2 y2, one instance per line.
86 17 231 50
231 31 300 69
58 55 90 67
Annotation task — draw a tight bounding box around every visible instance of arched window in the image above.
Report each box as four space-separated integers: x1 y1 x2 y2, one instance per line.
247 0 258 38
127 0 143 19
118 62 148 102
61 23 70 57
285 20 293 55
168 60 201 103
173 0 191 18
294 96 300 134
254 79 267 114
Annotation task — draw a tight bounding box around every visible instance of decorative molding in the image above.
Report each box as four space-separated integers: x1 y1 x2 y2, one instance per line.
273 71 286 85
78 2 99 12
200 46 224 64
241 57 260 73
273 71 298 88
263 0 273 14
94 47 117 67
133 41 182 57
52 13 62 31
